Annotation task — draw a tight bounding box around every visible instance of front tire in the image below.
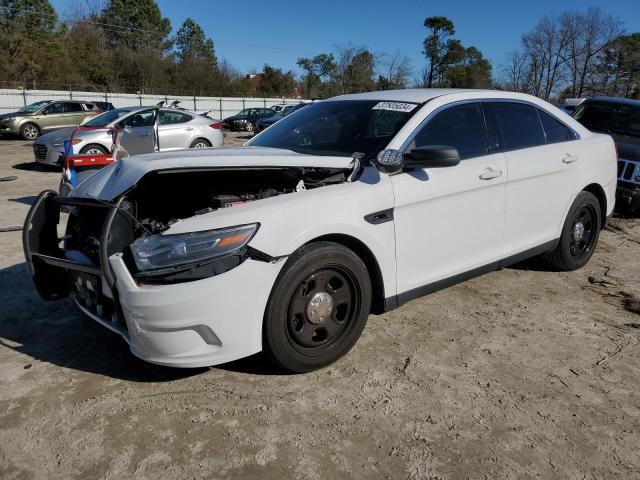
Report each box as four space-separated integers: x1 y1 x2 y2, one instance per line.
543 191 601 271
20 123 40 141
263 242 372 373
79 144 108 155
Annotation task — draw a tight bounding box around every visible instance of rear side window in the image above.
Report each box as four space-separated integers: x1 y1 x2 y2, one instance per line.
490 102 546 150
538 109 575 143
411 103 489 159
63 102 84 113
159 111 192 125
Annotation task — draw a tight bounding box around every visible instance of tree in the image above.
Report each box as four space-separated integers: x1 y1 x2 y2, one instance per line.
377 50 413 89
422 16 461 87
0 0 65 87
100 0 171 52
445 47 492 88
595 33 640 98
565 8 623 97
297 53 337 97
257 64 296 97
175 18 216 66
501 50 531 93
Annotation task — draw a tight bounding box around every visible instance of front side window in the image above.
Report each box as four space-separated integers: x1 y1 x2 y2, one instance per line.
538 109 575 143
83 108 134 127
44 103 65 115
410 103 489 159
159 111 192 125
122 110 156 128
490 102 546 150
249 100 418 159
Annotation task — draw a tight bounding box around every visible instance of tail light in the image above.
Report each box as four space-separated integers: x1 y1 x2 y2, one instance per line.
209 123 221 129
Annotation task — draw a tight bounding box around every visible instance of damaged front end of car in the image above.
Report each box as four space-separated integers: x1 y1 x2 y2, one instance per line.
23 162 354 325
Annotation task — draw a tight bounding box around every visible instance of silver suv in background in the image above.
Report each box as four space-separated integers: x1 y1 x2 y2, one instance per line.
34 106 224 166
0 100 111 140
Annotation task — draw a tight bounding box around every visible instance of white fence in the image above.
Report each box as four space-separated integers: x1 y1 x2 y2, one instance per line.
0 88 302 119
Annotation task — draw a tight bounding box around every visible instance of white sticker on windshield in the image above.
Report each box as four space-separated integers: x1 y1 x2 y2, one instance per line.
372 102 417 113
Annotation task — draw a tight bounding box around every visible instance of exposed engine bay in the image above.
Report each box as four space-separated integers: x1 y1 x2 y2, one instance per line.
60 166 351 283
125 167 349 234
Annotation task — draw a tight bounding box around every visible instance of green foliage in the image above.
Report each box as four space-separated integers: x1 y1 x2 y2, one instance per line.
100 0 171 51
175 18 217 66
597 33 640 98
257 64 296 97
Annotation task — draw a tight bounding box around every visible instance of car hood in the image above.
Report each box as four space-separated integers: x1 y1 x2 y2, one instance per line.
72 147 356 201
34 127 75 145
0 111 28 120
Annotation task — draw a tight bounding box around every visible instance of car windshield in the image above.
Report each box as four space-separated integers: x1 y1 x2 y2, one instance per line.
236 109 251 116
18 101 51 113
83 108 135 127
249 100 419 159
573 101 640 138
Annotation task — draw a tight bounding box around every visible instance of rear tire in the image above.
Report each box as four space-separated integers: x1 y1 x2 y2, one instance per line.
189 138 211 149
543 191 601 271
263 242 372 373
20 123 40 141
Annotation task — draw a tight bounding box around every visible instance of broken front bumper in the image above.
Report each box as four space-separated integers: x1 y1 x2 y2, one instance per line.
23 190 283 368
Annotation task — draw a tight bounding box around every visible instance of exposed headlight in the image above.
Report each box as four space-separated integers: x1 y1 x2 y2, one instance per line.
129 223 259 272
4 116 16 121
51 138 64 147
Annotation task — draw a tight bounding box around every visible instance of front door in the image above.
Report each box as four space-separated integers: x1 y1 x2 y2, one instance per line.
119 109 157 155
392 102 507 296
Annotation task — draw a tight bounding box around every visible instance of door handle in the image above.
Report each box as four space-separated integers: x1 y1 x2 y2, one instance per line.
562 153 578 164
479 168 503 180
140 132 152 137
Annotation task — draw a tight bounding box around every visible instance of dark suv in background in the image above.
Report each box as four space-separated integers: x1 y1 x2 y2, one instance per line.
573 97 640 213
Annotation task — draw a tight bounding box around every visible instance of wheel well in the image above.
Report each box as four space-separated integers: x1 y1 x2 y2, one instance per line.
307 234 386 315
582 183 607 227
79 143 108 154
191 137 212 147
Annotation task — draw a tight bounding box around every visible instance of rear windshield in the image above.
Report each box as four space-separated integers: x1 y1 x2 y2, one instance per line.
83 108 135 127
249 100 419 159
573 101 640 138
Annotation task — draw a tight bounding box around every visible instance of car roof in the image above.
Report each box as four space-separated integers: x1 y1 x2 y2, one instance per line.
585 96 640 107
330 88 482 103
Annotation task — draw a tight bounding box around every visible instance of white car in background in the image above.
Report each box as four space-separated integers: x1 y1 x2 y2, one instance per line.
33 106 224 167
24 89 617 373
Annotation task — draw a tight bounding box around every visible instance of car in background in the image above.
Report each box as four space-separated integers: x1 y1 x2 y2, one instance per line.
270 103 291 113
562 98 587 114
33 106 224 167
0 100 111 140
573 97 640 213
222 107 275 132
255 103 311 132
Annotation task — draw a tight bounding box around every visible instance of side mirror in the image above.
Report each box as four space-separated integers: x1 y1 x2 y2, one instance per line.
404 145 460 169
374 146 461 174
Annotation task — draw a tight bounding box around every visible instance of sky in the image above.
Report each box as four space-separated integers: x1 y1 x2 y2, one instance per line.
49 0 640 80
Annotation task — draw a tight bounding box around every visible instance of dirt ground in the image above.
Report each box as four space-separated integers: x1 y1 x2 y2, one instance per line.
1 134 640 480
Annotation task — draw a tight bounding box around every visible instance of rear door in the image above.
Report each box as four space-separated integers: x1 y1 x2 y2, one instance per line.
486 101 580 254
158 110 195 150
61 102 87 127
392 102 508 295
119 109 157 155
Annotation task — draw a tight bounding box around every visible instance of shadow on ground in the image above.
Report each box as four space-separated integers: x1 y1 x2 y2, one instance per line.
12 162 58 173
0 262 209 382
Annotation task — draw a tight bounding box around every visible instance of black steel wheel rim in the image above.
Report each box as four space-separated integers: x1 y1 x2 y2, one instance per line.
286 266 360 354
569 204 597 261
